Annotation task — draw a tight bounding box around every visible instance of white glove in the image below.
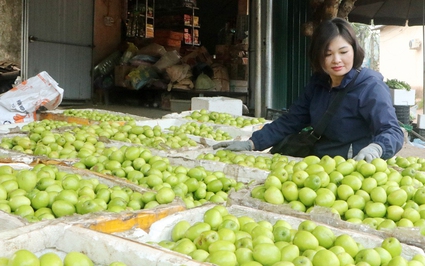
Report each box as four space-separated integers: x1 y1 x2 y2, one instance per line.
353 143 383 163
212 140 254 151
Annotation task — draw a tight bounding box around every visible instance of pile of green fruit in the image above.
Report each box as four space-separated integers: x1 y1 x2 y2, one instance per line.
0 123 245 210
99 123 199 148
0 163 174 222
0 120 201 158
249 155 425 236
154 205 425 266
62 109 135 122
0 249 126 266
184 109 267 128
20 119 77 132
167 122 233 141
196 149 289 171
73 145 245 209
0 129 105 159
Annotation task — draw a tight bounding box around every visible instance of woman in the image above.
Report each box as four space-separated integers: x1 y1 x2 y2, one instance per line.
213 17 404 162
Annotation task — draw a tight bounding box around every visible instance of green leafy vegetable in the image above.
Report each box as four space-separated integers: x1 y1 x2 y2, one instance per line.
385 79 411 91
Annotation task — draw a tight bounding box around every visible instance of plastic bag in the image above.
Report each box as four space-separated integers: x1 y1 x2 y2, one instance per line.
126 65 158 90
195 73 215 90
120 42 139 64
126 42 139 54
166 64 192 83
129 54 159 66
0 71 64 124
154 50 181 72
211 63 229 92
138 43 166 57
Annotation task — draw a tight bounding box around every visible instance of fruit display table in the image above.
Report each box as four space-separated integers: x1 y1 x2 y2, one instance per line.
0 108 425 266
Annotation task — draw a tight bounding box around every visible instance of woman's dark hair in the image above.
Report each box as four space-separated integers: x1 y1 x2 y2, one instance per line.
309 17 365 73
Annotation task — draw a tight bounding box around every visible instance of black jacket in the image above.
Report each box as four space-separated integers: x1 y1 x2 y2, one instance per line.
250 68 404 159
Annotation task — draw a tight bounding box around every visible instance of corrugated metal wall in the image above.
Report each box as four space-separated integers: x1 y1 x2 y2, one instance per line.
271 0 311 110
24 0 94 100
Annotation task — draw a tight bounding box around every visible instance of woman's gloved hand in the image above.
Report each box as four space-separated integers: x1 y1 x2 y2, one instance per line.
353 143 383 163
212 140 254 151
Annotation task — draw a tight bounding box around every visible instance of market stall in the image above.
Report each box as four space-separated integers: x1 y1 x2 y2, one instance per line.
0 105 425 265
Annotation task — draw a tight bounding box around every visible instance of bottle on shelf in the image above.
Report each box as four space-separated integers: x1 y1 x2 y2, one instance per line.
126 0 154 38
155 4 200 47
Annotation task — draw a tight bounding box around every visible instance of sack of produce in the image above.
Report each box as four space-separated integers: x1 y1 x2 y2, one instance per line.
195 73 215 90
0 71 63 124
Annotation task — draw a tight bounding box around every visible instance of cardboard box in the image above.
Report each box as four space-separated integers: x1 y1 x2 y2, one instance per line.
147 7 154 17
390 89 416 105
232 86 248 93
0 208 27 232
215 45 230 61
238 0 249 14
135 118 189 129
231 186 425 249
147 204 425 259
184 14 192 26
146 26 154 38
154 37 182 48
229 45 248 59
193 16 199 26
229 79 248 92
77 204 186 233
155 30 184 41
193 29 199 37
191 96 243 116
114 65 135 87
0 223 210 265
181 46 213 66
184 30 192 44
211 64 230 92
0 163 186 233
230 63 248 80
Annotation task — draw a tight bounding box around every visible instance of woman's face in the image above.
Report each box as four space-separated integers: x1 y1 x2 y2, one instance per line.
323 35 354 86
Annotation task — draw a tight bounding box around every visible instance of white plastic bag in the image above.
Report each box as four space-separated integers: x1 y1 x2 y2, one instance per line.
154 50 181 71
0 71 64 124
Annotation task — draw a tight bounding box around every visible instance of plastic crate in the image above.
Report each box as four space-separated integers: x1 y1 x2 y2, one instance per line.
394 105 410 125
